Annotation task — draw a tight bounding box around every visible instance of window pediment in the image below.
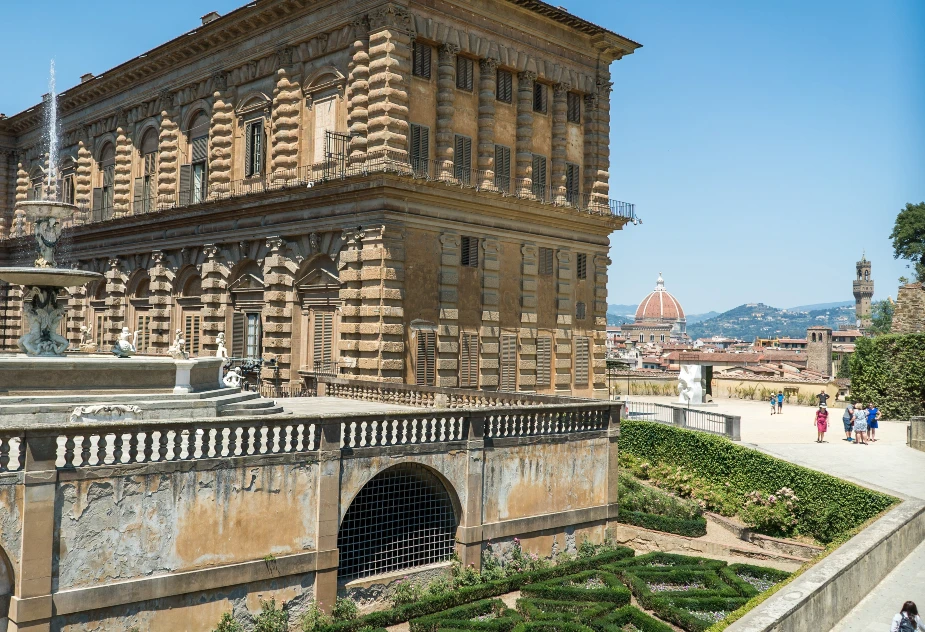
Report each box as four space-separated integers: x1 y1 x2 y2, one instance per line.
236 92 271 120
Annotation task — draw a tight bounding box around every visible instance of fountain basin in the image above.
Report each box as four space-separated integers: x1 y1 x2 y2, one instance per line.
16 200 78 222
0 267 103 288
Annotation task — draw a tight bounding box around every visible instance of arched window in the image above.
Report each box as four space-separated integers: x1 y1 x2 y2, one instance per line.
296 256 342 374
865 270 869 281
304 69 346 164
338 464 457 581
135 129 159 213
28 166 45 201
181 112 210 205
175 270 204 356
236 94 270 179
59 157 76 205
93 143 116 220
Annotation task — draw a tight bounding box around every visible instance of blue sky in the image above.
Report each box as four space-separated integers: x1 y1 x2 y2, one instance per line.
2 1 923 313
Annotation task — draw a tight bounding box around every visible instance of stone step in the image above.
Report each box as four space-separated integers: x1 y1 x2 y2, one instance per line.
217 405 286 417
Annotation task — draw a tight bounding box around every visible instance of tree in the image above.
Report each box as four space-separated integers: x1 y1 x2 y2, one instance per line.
890 202 925 282
867 300 895 336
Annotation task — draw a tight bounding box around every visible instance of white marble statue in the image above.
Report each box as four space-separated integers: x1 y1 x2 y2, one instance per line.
215 332 229 360
223 366 243 388
78 324 98 353
111 327 138 358
168 329 188 360
18 287 69 356
677 364 704 405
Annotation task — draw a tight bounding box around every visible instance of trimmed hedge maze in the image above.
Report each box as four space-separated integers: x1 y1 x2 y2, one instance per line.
406 552 790 632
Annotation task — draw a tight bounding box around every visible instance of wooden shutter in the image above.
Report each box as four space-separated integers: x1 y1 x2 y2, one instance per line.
132 177 144 212
496 70 513 103
460 332 479 388
500 334 517 391
575 337 590 386
577 253 587 280
136 314 151 354
532 155 547 200
410 124 429 175
536 337 552 387
413 42 432 79
178 164 193 206
576 302 586 320
494 145 510 192
231 312 246 358
184 314 201 356
313 311 334 370
539 247 554 276
533 83 546 113
95 314 105 348
460 236 478 268
416 330 436 386
567 92 581 123
454 135 471 185
457 57 473 91
565 163 579 204
91 187 103 217
191 135 208 163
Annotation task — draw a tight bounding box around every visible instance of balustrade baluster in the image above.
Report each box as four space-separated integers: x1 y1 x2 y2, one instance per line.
60 434 75 469
79 435 92 467
158 431 170 461
0 438 10 471
307 424 316 450
359 421 368 447
112 432 124 464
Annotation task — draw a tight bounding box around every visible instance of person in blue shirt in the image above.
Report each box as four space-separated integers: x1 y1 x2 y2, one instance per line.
770 393 777 415
776 391 784 413
867 404 880 441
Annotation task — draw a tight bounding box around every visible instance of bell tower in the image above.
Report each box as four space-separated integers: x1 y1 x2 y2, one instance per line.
853 255 873 330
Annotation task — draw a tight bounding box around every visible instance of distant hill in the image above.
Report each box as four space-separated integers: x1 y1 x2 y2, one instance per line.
687 303 856 340
607 304 638 325
686 311 720 325
787 301 854 312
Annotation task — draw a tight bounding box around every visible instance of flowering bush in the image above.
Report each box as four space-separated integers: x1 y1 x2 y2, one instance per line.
390 578 424 606
740 487 799 536
300 600 331 632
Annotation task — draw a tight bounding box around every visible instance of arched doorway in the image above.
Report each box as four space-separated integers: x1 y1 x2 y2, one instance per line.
337 464 458 581
295 255 342 374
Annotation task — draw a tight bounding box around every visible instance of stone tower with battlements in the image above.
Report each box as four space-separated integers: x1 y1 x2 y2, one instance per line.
853 256 873 330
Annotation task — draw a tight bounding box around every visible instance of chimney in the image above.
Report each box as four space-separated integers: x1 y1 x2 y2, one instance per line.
80 73 94 83
201 11 221 25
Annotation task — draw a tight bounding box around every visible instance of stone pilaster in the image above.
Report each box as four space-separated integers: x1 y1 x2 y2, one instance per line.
478 58 498 189
479 237 501 388
437 233 460 387
338 228 364 377
66 285 88 348
347 18 371 166
75 130 93 214
12 156 29 237
519 244 539 391
436 43 458 177
209 74 234 193
555 249 573 392
148 251 174 354
113 116 133 213
157 92 180 202
105 258 127 346
363 226 405 381
201 244 230 355
592 76 612 205
0 150 11 239
551 83 570 198
366 3 413 160
582 92 599 206
270 48 301 179
0 284 22 352
515 71 536 196
592 254 610 398
262 237 297 383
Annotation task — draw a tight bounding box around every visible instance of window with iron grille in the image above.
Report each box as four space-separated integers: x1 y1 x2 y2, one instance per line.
539 247 554 276
576 302 586 321
500 334 517 391
460 236 479 268
412 42 432 79
410 124 430 177
532 154 547 200
575 336 590 385
565 163 579 205
496 69 513 103
456 56 473 91
454 135 472 186
415 330 436 386
536 336 552 387
337 463 457 580
576 253 587 280
460 332 479 388
245 120 264 177
494 145 511 192
533 82 547 113
567 92 581 123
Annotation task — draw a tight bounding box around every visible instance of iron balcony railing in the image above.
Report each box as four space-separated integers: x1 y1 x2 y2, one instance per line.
7 150 637 238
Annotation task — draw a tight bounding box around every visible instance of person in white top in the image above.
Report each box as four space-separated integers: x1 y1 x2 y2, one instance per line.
892 601 925 632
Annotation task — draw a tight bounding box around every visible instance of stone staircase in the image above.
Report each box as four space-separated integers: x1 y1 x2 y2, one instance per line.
215 390 285 417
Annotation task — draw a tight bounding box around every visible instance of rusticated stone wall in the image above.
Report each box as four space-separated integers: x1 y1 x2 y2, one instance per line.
209 79 234 192
366 5 413 159
551 83 569 191
519 244 539 390
438 233 460 387
592 254 610 396
555 250 573 392
75 131 93 209
157 93 180 201
436 43 458 174
515 72 535 192
0 150 11 239
270 53 301 177
262 238 297 382
478 58 498 189
346 19 371 166
891 284 925 334
113 120 133 212
149 251 175 354
201 245 230 356
12 157 28 237
480 238 501 388
105 258 128 346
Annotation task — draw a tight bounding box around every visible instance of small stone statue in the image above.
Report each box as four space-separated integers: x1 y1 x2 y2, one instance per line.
215 332 229 360
78 325 98 353
111 327 138 358
223 366 243 388
168 329 188 360
33 217 62 268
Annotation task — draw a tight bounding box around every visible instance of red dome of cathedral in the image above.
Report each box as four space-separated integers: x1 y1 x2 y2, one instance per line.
635 273 685 323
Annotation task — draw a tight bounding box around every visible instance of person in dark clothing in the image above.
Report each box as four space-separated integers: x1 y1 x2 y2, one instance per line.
816 390 830 406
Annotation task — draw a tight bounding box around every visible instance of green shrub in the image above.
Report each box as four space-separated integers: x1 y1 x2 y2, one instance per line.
618 510 708 537
254 599 288 632
619 472 704 520
213 613 244 632
520 571 631 606
850 333 925 419
333 598 359 622
302 600 332 632
391 578 425 606
739 489 798 536
620 420 897 542
410 599 520 632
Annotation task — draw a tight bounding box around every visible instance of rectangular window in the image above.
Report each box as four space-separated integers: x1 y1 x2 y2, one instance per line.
313 311 334 371
539 247 554 276
102 165 115 211
412 42 432 79
456 57 474 91
415 330 436 386
460 332 479 388
576 253 588 280
533 82 547 113
136 314 152 354
191 135 208 202
575 336 590 386
95 314 106 348
61 176 75 205
567 92 581 123
576 302 586 321
660 334 666 343
565 163 580 205
500 334 517 392
410 124 430 177
244 313 262 358
532 154 547 200
460 235 479 268
536 336 552 387
184 314 201 356
454 135 472 186
496 69 513 103
639 334 644 343
494 145 511 192
245 120 264 177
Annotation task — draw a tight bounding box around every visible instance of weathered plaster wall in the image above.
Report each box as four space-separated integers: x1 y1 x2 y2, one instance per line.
0 474 22 570
55 463 319 591
482 437 607 523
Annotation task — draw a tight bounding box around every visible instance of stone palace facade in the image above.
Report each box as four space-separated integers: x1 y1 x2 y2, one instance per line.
0 0 640 398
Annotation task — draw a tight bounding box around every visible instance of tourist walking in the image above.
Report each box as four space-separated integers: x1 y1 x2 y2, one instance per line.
868 403 881 441
891 601 924 631
777 391 784 413
770 393 777 415
816 389 830 407
842 402 855 441
815 404 828 443
853 402 869 445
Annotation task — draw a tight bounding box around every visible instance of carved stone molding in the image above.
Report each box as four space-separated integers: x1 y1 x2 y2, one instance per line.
439 42 460 62
275 46 296 70
266 236 287 253
554 82 571 96
517 70 537 84
479 58 499 74
352 16 371 39
368 3 415 34
212 71 229 92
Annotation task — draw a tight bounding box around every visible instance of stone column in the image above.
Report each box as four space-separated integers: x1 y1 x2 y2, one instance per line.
582 92 599 208
66 285 88 348
515 71 536 196
201 244 230 356
606 403 621 531
262 237 297 384
519 244 538 391
592 76 612 205
338 229 364 378
12 155 29 237
551 82 570 201
477 58 498 189
592 254 610 398
0 149 11 239
75 130 93 218
208 73 234 194
437 233 460 387
105 258 127 347
479 238 501 388
359 225 405 382
457 411 486 569
366 3 414 160
113 115 133 214
555 250 573 392
347 18 371 167
148 251 174 354
270 48 300 180
436 43 459 178
157 92 180 203
313 420 343 615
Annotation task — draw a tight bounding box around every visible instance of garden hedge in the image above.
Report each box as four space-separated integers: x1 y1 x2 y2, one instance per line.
619 420 897 543
618 509 708 537
850 333 925 419
410 599 522 632
519 571 631 606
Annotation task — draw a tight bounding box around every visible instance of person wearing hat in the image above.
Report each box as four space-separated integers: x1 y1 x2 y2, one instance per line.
815 403 829 443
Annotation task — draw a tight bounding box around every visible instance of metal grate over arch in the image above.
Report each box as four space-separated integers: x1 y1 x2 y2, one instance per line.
337 463 457 580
